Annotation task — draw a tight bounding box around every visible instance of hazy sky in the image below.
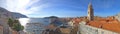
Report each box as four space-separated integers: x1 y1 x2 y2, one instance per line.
1 0 120 17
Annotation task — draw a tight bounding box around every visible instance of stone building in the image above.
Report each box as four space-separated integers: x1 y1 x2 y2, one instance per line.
87 2 94 21
76 1 120 34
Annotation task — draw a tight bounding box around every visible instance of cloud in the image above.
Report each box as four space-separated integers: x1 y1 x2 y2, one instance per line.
0 0 7 8
4 0 50 16
4 0 32 15
2 0 111 17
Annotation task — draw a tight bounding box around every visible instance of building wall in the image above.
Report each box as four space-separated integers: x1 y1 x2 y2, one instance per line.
115 14 120 21
68 21 74 26
0 25 3 34
78 21 118 34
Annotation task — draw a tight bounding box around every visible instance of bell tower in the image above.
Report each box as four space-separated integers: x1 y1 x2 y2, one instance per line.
87 1 94 21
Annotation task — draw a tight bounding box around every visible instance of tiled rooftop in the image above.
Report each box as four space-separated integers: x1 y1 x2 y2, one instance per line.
72 16 120 33
88 17 120 33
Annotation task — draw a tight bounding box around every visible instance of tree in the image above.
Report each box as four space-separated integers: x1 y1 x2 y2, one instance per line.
21 26 24 30
12 23 21 31
8 18 14 27
7 18 24 32
12 20 24 31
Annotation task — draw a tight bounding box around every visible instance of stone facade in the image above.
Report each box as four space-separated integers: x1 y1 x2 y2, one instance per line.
68 21 74 26
115 13 120 21
78 21 119 34
87 2 94 21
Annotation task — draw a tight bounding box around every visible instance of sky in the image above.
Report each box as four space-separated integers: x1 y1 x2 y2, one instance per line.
0 0 120 17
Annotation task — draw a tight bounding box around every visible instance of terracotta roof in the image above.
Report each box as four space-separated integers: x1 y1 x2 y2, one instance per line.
72 18 82 25
72 16 120 33
102 23 120 32
87 17 120 33
87 21 103 28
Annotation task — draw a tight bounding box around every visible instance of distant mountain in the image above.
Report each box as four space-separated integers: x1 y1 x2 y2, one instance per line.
11 12 27 19
0 7 12 18
44 16 63 26
0 7 27 34
0 7 27 19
